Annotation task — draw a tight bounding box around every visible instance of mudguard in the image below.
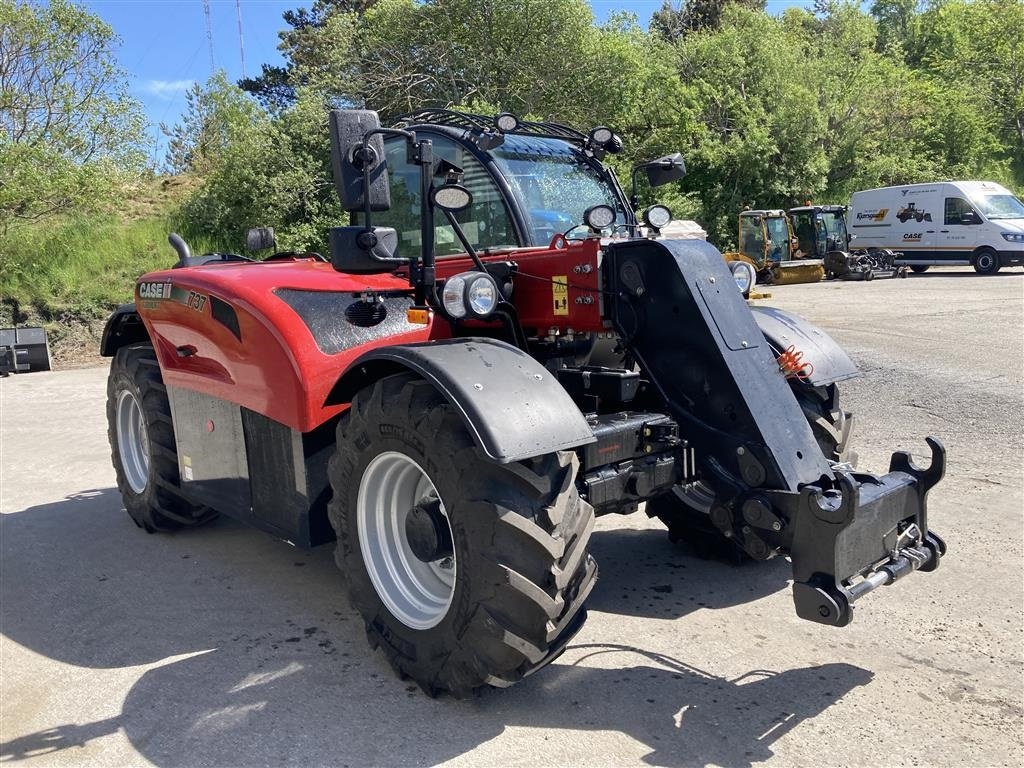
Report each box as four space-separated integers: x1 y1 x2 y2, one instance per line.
100 303 149 357
750 306 859 387
328 338 596 463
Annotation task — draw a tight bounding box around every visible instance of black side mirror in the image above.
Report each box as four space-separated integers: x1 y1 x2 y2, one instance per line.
640 153 687 187
329 226 402 274
961 212 979 225
329 110 391 213
245 227 276 251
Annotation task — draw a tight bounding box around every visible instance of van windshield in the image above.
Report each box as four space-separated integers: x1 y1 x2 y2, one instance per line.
972 194 1024 220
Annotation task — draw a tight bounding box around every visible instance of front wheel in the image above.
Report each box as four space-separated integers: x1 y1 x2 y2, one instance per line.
327 374 597 697
106 344 216 532
973 248 1001 275
910 265 930 274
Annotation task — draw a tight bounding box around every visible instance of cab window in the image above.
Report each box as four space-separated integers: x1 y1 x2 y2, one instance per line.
945 197 979 226
739 216 764 258
372 135 517 257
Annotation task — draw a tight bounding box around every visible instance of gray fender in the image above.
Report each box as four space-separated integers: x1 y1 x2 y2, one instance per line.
327 338 595 463
750 306 859 386
100 303 150 357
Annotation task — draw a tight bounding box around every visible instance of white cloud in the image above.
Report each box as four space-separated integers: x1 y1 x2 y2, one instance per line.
144 79 195 99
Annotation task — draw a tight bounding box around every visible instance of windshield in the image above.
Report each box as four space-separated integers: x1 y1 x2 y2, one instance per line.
490 136 626 245
972 194 1024 220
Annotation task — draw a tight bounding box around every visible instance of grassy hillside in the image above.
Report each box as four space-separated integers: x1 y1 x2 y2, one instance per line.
0 176 224 364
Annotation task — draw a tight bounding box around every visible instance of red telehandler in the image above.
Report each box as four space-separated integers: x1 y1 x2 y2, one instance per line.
102 109 946 696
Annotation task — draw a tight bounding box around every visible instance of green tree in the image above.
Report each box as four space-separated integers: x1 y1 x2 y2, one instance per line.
0 0 145 233
239 0 375 110
163 72 267 175
650 0 767 42
917 0 1024 176
174 76 341 250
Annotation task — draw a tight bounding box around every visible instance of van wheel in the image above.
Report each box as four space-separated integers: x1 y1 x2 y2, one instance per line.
910 265 929 274
973 249 1001 275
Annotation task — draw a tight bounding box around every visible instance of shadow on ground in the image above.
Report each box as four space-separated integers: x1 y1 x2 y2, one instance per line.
1 490 871 767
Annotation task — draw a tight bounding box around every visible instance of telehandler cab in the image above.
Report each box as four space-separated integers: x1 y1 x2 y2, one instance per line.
102 109 946 697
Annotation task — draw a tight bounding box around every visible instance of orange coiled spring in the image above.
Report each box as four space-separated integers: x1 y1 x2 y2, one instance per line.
777 344 815 380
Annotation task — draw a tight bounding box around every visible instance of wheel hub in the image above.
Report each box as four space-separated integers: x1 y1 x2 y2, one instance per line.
405 498 454 563
356 451 456 630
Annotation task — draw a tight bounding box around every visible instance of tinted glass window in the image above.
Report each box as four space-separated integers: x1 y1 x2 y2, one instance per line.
739 216 764 259
765 216 791 260
945 197 978 225
372 135 516 258
790 211 817 255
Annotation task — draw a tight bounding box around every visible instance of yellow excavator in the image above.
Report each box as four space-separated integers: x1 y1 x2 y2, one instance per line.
722 209 824 285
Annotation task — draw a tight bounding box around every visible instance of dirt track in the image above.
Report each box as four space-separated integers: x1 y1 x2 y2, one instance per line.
1 267 1022 766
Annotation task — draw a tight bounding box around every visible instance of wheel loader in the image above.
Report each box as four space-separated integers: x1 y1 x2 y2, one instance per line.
789 204 908 280
101 108 947 697
722 209 825 285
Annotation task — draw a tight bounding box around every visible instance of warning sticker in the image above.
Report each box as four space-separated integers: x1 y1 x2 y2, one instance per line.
552 275 569 316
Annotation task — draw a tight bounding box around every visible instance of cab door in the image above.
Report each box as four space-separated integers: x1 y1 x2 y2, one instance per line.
942 195 980 256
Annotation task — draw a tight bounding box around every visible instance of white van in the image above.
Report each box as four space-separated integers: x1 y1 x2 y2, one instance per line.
848 181 1024 274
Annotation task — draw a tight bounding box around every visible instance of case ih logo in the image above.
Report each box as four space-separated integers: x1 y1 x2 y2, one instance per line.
856 208 888 221
903 233 922 241
138 282 172 299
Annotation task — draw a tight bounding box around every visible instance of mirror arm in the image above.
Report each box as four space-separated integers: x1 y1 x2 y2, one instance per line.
441 208 487 273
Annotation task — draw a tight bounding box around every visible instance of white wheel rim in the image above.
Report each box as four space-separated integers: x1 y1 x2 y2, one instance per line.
357 451 456 630
116 389 150 494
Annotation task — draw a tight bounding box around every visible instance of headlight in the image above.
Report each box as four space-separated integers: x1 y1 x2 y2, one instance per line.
1001 232 1024 243
442 275 467 318
730 261 756 296
441 272 500 319
642 204 673 231
495 112 519 132
583 204 616 232
466 275 498 316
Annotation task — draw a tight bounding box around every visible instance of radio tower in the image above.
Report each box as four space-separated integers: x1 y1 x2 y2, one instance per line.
236 0 246 79
202 0 215 72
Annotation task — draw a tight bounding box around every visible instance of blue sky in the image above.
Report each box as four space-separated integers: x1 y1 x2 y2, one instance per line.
84 0 813 164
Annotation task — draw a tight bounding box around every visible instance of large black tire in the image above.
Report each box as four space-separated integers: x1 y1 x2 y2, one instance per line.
910 265 930 274
327 374 598 697
973 248 1001 275
647 382 854 558
106 343 216 532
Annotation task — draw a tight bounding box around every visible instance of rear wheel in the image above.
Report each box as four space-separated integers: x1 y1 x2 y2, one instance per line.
973 248 1001 275
106 344 216 532
910 265 930 274
328 374 597 697
648 382 854 558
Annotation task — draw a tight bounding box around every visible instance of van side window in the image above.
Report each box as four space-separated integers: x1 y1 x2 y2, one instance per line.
945 197 978 226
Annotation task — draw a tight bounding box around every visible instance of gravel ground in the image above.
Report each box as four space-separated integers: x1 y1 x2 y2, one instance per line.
1 266 1022 767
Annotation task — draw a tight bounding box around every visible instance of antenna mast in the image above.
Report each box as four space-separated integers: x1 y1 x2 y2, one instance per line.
236 0 246 79
202 0 215 72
